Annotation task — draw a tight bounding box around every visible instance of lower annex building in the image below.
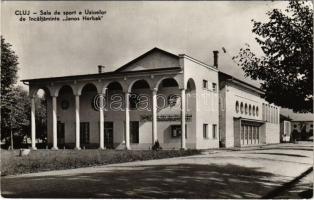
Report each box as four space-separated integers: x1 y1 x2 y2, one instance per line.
23 47 280 150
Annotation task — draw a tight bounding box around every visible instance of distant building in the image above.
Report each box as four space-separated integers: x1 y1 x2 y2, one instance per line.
280 111 313 141
22 47 280 150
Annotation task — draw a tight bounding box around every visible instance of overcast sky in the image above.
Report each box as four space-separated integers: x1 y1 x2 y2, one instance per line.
2 1 288 86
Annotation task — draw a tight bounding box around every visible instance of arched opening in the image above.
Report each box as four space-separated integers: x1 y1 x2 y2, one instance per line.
156 77 181 149
245 103 248 114
187 78 196 93
186 78 196 147
103 81 124 149
240 102 244 114
80 83 98 148
128 79 151 145
57 85 74 149
157 78 180 110
235 101 239 113
33 87 50 149
129 80 150 111
106 81 124 111
186 78 196 111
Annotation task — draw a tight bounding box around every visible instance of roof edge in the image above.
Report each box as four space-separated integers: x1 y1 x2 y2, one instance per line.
114 47 179 72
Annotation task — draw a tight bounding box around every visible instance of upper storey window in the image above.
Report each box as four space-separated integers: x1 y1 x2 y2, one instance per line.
235 101 239 113
245 103 248 114
212 83 217 92
203 80 208 89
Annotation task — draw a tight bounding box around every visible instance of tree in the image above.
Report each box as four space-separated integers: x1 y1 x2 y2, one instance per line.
1 36 48 148
1 36 20 145
1 36 19 96
233 1 313 112
1 86 30 147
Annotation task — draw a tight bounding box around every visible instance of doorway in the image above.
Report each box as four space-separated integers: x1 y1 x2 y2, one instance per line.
130 121 139 143
57 121 65 148
104 122 114 148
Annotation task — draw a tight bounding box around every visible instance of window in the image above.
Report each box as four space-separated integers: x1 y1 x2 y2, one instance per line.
235 101 239 113
168 94 179 107
203 124 208 138
212 124 217 139
240 102 244 114
256 106 259 117
249 105 252 115
171 125 187 138
203 80 208 89
245 103 248 114
212 83 217 92
61 100 70 110
252 106 256 116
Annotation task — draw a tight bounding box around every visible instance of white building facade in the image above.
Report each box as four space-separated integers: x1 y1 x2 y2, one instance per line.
23 48 280 150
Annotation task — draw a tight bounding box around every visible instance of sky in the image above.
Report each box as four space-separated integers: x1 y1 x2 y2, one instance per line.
2 1 289 87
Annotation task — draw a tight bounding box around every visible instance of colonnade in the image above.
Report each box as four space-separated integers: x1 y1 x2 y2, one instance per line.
30 84 187 150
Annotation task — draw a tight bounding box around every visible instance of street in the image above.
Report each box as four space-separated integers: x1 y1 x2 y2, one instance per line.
1 143 313 198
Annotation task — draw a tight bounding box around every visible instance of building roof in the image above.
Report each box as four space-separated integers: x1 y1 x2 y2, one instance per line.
280 108 313 122
114 47 179 72
22 67 181 84
218 71 264 94
22 47 263 93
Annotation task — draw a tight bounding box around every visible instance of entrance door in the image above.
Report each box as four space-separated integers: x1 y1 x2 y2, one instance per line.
241 125 245 145
57 121 65 147
241 123 261 146
104 122 114 148
80 122 90 145
130 121 139 143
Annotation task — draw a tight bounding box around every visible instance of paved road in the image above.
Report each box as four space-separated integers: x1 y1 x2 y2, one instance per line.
1 143 313 198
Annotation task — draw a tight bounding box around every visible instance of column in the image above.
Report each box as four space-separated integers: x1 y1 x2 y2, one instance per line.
99 93 105 150
75 95 81 150
152 88 158 144
52 96 58 150
181 89 186 149
125 92 130 150
31 97 37 150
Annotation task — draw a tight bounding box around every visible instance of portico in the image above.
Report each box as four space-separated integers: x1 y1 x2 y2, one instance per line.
28 67 191 150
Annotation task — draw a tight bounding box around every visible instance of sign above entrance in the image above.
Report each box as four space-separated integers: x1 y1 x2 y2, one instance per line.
141 114 192 122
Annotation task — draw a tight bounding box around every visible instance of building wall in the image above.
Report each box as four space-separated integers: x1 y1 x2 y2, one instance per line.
264 123 280 143
221 83 264 147
183 57 219 149
219 86 226 147
219 81 280 147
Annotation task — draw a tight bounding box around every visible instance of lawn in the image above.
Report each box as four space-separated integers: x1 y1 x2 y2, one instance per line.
1 149 200 176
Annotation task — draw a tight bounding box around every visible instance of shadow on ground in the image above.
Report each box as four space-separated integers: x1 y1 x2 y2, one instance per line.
2 163 290 199
247 152 308 157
